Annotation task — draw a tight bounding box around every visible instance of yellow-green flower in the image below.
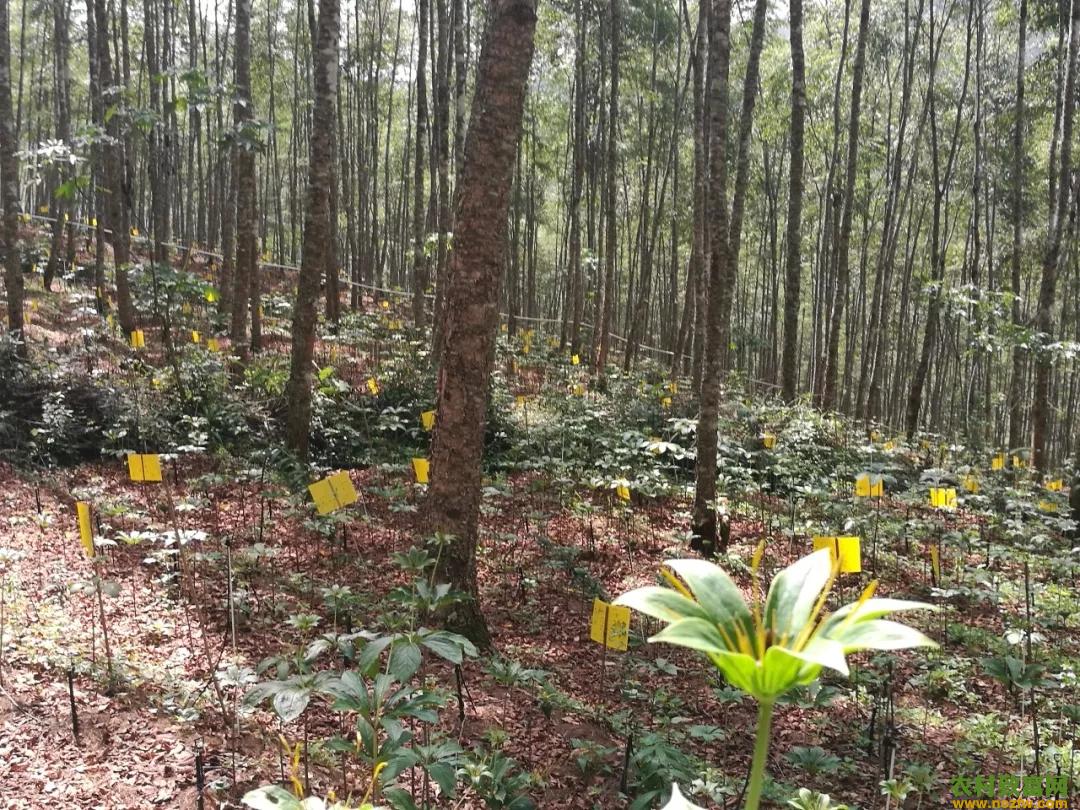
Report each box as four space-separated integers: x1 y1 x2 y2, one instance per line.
615 548 936 703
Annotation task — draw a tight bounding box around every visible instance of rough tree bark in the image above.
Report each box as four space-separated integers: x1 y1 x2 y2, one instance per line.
595 0 619 372
285 0 339 458
1007 0 1028 455
425 0 537 647
1033 0 1079 470
0 0 22 352
230 0 259 353
690 0 731 555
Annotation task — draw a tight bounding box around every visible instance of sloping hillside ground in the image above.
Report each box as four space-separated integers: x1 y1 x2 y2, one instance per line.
1 255 1078 809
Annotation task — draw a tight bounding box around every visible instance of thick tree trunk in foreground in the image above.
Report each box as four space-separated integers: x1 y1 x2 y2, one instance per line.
0 0 22 352
1008 0 1028 455
781 0 807 401
1033 0 1079 470
285 0 339 457
595 0 619 372
690 0 731 555
425 0 537 647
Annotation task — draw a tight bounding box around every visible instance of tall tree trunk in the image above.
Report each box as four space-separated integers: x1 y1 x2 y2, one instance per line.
285 0 339 457
230 0 259 353
44 0 71 293
691 0 731 555
425 0 537 647
1008 0 1028 454
412 0 430 328
568 0 586 355
595 0 619 372
0 0 21 352
1033 0 1080 469
92 0 136 334
781 0 807 400
822 0 871 410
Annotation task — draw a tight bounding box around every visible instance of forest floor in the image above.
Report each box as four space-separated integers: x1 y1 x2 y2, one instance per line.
1 252 1077 809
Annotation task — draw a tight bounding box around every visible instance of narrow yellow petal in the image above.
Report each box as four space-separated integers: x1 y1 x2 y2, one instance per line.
661 567 695 601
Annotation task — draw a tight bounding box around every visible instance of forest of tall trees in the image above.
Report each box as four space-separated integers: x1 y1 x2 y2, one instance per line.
5 0 1080 806
2 0 1080 469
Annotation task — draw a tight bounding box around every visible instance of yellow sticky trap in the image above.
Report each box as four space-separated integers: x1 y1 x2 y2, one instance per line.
573 384 585 397
666 381 678 394
181 302 193 315
30 300 38 311
855 473 883 498
991 453 1005 471
762 433 777 449
205 289 218 303
127 453 162 483
411 457 430 484
590 598 631 651
920 439 930 450
511 359 519 374
76 501 94 558
870 430 881 442
106 313 115 329
18 212 29 223
571 354 580 366
130 329 145 349
191 330 201 344
515 395 527 408
64 212 69 222
883 440 895 451
421 410 436 431
813 535 861 573
89 217 97 227
661 396 672 409
929 487 957 510
615 484 630 502
1039 500 1058 513
366 378 380 396
207 338 220 352
962 475 980 494
547 337 558 348
38 204 49 214
380 300 390 309
1012 455 1026 469
308 470 359 515
500 323 508 333
1046 479 1064 492
930 545 941 582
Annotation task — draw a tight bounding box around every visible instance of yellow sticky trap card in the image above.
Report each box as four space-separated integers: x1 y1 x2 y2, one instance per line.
1039 500 1058 513
883 440 895 451
929 487 957 510
1012 455 1026 469
515 394 527 408
500 323 508 333
76 501 94 558
661 396 672 409
855 473 883 498
930 545 941 582
366 378 380 396
762 433 777 449
130 329 146 349
182 302 193 315
573 384 585 397
89 217 97 227
38 204 49 214
380 300 390 309
870 430 881 442
106 313 115 329
131 227 140 236
615 484 631 502
205 289 219 304
127 453 162 483
421 410 436 431
412 457 430 484
207 338 220 352
962 475 980 494
308 470 359 515
590 598 631 651
19 212 30 223
571 354 580 366
1046 479 1064 492
666 381 679 394
547 336 558 348
991 453 1005 471
191 330 201 344
812 535 861 573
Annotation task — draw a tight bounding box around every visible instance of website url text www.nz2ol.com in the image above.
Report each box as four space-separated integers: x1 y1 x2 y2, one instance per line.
951 800 1069 809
